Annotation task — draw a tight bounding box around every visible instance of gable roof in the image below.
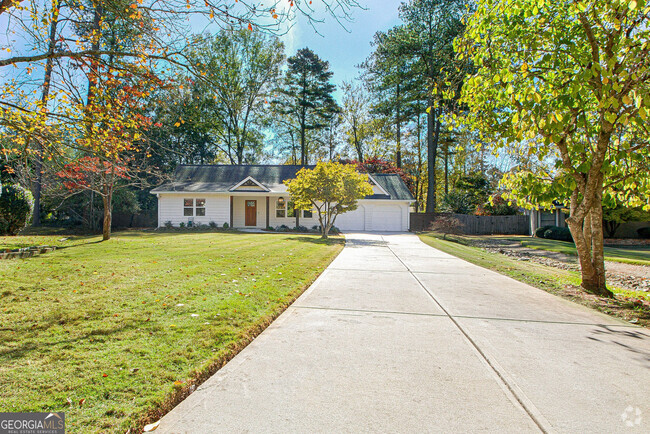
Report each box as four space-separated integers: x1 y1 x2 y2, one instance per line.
151 164 414 201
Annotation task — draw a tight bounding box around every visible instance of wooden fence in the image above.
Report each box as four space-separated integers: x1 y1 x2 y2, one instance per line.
410 212 530 235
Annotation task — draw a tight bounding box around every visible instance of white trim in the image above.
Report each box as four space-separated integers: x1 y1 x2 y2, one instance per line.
367 174 389 196
229 176 270 192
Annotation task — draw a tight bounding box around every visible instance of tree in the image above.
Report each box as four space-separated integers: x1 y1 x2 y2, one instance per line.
362 26 419 168
603 203 650 238
284 161 373 238
57 69 158 241
188 29 285 164
0 184 33 235
458 0 650 296
340 81 374 162
399 0 468 212
346 157 414 195
274 48 340 165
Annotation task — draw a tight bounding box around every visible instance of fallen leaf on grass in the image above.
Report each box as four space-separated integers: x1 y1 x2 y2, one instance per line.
79 398 85 407
143 421 160 432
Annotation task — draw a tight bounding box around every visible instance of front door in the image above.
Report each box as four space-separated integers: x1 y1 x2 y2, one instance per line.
245 200 257 226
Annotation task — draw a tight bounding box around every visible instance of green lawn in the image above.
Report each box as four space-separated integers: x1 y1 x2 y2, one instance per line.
510 236 650 266
0 234 96 251
0 231 342 432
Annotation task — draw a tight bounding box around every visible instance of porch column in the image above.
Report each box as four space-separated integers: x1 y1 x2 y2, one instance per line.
266 197 270 229
230 196 233 228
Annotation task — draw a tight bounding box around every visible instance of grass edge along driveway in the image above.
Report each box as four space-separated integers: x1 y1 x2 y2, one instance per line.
418 233 649 327
0 231 343 433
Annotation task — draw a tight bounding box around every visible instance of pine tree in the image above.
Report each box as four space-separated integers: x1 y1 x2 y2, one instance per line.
274 48 340 165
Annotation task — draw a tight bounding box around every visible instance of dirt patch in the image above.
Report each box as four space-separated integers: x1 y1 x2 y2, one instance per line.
472 238 650 293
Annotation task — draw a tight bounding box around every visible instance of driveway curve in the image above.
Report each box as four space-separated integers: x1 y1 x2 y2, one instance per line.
157 233 650 433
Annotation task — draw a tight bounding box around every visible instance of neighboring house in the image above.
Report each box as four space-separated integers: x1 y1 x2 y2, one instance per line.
525 202 567 235
150 165 415 232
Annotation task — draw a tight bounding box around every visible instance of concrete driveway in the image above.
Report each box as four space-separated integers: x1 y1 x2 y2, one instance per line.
157 233 649 433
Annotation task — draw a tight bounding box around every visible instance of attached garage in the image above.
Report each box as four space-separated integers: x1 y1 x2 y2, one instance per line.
335 206 366 231
335 201 411 232
368 204 403 231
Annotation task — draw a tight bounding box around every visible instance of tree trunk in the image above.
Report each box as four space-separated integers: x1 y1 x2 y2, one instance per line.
426 103 440 212
102 192 112 241
31 0 59 226
300 118 307 165
396 82 401 168
566 186 612 297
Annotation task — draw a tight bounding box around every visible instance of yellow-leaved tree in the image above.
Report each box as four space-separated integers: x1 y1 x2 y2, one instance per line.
285 162 373 239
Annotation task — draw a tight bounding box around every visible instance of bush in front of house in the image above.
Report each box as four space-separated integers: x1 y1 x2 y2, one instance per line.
534 225 553 238
223 222 229 229
275 224 291 232
0 184 34 235
542 226 573 242
637 227 650 239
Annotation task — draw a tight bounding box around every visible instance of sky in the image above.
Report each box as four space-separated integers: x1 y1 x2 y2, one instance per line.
280 0 403 101
0 0 404 102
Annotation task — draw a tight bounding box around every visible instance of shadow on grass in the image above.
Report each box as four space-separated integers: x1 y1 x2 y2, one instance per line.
0 321 140 360
286 236 345 246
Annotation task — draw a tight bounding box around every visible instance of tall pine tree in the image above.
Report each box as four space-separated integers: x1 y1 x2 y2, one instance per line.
274 48 339 165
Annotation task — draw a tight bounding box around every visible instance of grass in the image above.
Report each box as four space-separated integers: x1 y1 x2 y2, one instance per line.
0 234 97 251
0 231 343 432
515 236 650 266
418 233 649 325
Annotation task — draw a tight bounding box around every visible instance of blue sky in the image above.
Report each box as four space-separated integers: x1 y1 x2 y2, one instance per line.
281 0 403 100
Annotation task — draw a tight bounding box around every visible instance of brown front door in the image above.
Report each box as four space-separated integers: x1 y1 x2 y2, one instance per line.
245 200 257 226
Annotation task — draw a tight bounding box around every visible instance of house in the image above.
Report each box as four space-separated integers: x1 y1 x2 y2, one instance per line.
150 165 415 232
525 202 567 235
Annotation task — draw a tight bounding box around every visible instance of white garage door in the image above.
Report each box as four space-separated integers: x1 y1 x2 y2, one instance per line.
368 204 403 231
335 207 365 231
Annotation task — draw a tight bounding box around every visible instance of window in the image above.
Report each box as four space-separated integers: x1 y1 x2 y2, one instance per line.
184 199 193 216
303 209 313 219
276 197 286 218
196 198 206 216
183 198 206 217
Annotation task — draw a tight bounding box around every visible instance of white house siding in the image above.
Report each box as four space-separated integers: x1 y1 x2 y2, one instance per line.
158 194 230 227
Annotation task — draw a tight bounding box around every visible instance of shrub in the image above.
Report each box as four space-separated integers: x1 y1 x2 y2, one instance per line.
179 222 185 228
429 215 463 238
543 226 573 242
223 222 229 229
209 221 217 229
295 225 309 233
534 225 553 238
637 227 650 239
276 225 291 232
266 226 275 231
0 184 34 235
164 221 173 229
329 226 340 235
441 190 475 214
